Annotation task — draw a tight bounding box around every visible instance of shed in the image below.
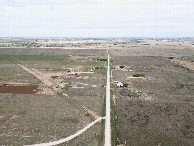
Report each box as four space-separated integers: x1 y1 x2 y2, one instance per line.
168 57 175 59
111 67 116 70
71 82 78 87
0 83 6 87
120 66 125 69
50 85 58 89
67 70 75 75
121 89 130 96
147 77 155 80
59 83 65 89
133 74 141 77
117 82 123 87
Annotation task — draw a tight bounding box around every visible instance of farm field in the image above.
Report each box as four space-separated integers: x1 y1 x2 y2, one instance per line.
0 51 107 145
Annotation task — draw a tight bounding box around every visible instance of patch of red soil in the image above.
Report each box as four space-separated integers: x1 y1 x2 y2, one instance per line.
0 86 39 94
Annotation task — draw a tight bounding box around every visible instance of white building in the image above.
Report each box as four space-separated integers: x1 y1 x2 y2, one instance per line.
117 82 123 87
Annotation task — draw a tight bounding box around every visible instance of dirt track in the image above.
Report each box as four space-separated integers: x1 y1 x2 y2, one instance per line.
18 64 53 86
26 117 104 146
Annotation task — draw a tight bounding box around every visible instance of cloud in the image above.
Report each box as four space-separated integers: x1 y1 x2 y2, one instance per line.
0 0 194 37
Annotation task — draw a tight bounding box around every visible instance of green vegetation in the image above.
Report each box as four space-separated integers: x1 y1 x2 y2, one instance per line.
0 41 24 44
84 67 91 72
11 55 68 62
0 55 69 64
0 55 15 64
95 66 106 70
141 74 145 77
65 87 69 92
123 83 128 87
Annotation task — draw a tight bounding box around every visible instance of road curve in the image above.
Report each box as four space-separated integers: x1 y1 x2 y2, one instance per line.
105 54 111 146
25 117 104 146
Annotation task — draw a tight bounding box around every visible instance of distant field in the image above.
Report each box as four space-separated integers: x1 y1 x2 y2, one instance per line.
0 48 107 56
0 54 69 64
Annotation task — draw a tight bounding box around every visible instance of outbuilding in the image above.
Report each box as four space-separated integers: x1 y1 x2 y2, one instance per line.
147 77 155 80
121 89 130 96
133 74 141 77
120 66 125 69
71 82 78 87
117 82 123 87
168 57 175 59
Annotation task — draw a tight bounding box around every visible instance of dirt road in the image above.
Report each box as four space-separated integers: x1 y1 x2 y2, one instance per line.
18 64 53 86
25 117 104 146
105 54 111 146
18 64 56 95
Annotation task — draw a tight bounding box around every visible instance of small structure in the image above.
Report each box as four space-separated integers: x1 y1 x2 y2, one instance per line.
111 67 116 70
67 69 75 75
120 66 125 69
50 85 58 89
121 89 130 96
168 57 175 59
133 74 141 77
0 83 7 87
71 82 78 87
89 68 94 72
117 82 123 87
59 83 65 89
147 77 155 80
74 73 80 77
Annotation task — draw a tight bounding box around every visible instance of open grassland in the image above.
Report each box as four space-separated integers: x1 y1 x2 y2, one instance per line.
0 94 93 145
111 55 194 145
62 123 102 146
116 99 194 146
0 64 40 85
0 48 107 56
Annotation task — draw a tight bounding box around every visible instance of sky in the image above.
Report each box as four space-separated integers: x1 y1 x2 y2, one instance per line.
0 0 194 37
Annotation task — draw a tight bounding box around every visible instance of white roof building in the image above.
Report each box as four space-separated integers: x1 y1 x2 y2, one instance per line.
117 82 123 87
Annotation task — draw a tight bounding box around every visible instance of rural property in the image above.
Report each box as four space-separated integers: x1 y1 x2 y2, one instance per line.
0 38 194 146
